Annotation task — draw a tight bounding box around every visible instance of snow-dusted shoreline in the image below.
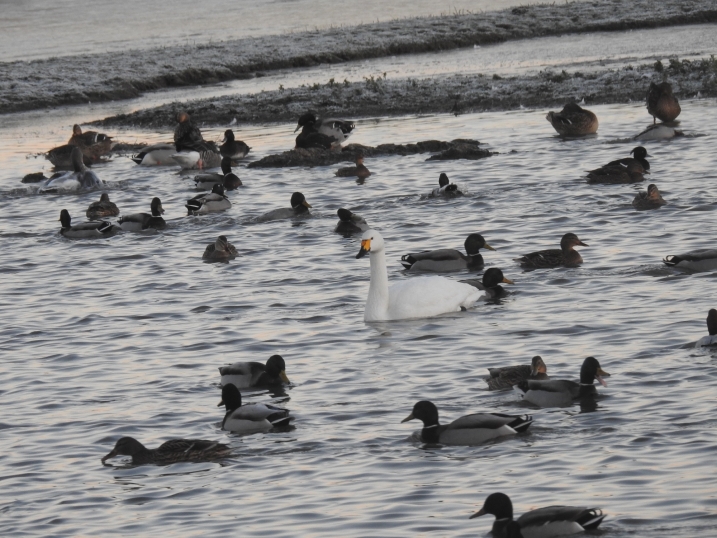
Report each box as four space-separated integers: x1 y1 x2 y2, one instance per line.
2 0 716 115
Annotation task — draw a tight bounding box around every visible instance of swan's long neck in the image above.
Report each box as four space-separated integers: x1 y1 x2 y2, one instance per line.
365 248 390 321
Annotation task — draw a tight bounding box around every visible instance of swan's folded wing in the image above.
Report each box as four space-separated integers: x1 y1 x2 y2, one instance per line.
387 277 481 319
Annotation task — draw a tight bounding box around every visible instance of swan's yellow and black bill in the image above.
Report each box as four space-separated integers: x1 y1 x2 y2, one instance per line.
356 239 371 259
400 412 414 423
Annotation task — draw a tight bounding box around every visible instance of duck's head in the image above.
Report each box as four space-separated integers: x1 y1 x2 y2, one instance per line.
580 356 610 387
221 157 233 175
470 492 513 520
214 236 230 252
356 229 385 258
465 234 495 255
59 209 72 228
562 102 585 114
212 184 226 197
72 124 83 136
401 400 439 427
294 111 319 132
707 309 717 336
150 197 164 216
646 184 661 200
630 146 650 160
438 173 449 187
70 146 86 173
337 208 354 222
290 191 311 209
218 383 242 411
355 154 365 165
560 232 588 252
177 111 190 123
222 129 235 143
102 436 146 463
531 355 547 376
266 354 290 383
482 268 514 288
99 192 110 202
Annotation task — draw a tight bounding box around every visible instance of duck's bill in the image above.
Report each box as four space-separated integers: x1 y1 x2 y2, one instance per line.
483 243 496 251
596 367 610 387
302 201 312 208
502 277 515 284
101 449 117 463
469 508 486 519
217 399 225 407
280 371 291 384
400 412 415 423
356 239 371 259
293 125 301 133
578 240 589 246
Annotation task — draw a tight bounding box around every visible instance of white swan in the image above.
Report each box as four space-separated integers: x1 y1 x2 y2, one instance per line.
355 229 483 321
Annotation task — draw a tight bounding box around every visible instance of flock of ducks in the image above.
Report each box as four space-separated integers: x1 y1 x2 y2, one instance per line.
31 80 715 537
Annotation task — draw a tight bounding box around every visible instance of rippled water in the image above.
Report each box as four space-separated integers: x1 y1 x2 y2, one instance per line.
1 98 717 536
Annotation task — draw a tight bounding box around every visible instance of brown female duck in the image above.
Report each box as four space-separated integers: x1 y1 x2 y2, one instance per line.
632 184 666 210
336 155 371 179
647 81 681 123
203 235 239 261
516 233 588 269
86 193 120 220
68 124 113 160
101 437 231 465
546 103 598 136
485 356 548 391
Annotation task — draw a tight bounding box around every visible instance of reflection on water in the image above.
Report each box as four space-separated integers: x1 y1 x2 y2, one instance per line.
1 98 717 536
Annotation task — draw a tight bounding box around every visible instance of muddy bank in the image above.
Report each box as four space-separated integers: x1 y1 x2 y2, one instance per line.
97 57 717 128
248 139 491 168
2 0 717 115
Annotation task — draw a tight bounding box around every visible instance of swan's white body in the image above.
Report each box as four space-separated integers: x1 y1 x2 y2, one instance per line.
357 230 482 321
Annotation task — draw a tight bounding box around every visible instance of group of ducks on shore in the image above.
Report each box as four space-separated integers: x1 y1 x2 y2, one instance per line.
35 78 715 537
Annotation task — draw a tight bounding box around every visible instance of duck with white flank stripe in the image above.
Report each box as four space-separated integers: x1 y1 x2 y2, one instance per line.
218 383 293 434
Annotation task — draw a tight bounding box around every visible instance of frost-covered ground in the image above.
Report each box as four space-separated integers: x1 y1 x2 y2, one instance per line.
1 0 716 114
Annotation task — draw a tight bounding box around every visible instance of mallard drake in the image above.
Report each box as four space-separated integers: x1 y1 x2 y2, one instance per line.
186 184 231 215
647 81 681 123
356 229 483 321
257 192 311 221
295 123 337 150
431 173 463 196
118 197 166 231
219 354 290 388
632 184 666 210
634 124 682 141
39 147 103 193
462 268 515 299
485 356 548 391
86 193 119 220
101 436 231 465
59 209 120 239
218 383 293 433
696 309 717 347
401 234 495 272
401 400 532 445
193 157 242 191
336 155 371 178
174 112 209 151
68 124 112 160
294 111 354 144
663 250 717 271
516 356 610 408
131 143 177 166
470 492 606 538
172 149 222 170
219 129 250 160
335 208 369 235
587 146 650 184
46 144 92 169
545 103 598 136
203 235 238 261
516 233 587 269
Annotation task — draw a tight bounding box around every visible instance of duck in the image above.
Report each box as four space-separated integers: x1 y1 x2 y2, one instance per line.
219 129 251 160
470 492 606 538
462 268 515 300
610 146 651 172
401 233 495 272
695 309 717 348
515 356 610 408
401 400 532 445
172 112 221 169
46 144 93 169
484 356 548 391
202 235 238 261
356 229 483 321
186 184 231 215
633 123 682 141
118 197 166 231
59 209 120 239
294 111 354 144
257 192 311 221
39 147 104 193
131 143 177 166
515 233 588 269
586 147 650 184
86 193 119 220
632 184 666 210
663 250 717 271
218 383 293 433
68 124 113 160
545 103 598 136
172 148 222 170
193 157 242 190
336 155 371 178
335 208 370 235
647 81 681 123
295 123 337 150
219 354 290 388
21 172 47 183
431 173 463 196
101 436 231 465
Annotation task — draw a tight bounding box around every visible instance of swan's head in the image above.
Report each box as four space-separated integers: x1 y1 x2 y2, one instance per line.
356 229 384 258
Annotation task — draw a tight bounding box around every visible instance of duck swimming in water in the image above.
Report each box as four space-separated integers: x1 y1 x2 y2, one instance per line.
257 192 312 221
516 233 588 269
647 81 681 123
186 184 231 215
470 492 606 538
633 123 683 141
68 124 113 160
202 235 238 261
39 147 103 193
219 129 250 160
172 111 221 169
401 233 495 272
118 197 166 231
294 111 355 145
401 400 532 446
335 208 369 235
587 146 650 185
218 383 293 433
219 354 290 388
193 157 242 191
59 209 120 239
431 173 463 196
663 249 717 272
485 356 548 391
462 268 515 299
695 309 717 348
632 184 666 210
545 103 598 136
86 193 119 220
101 437 231 465
336 155 371 179
131 143 177 166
